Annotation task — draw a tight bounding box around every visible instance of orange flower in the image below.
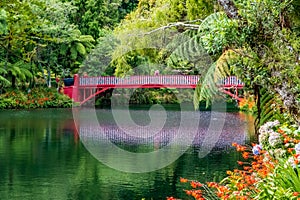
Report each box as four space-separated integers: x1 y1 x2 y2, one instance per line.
236 183 246 190
242 152 249 159
237 161 244 165
236 145 247 152
284 138 290 144
293 192 300 196
207 182 218 188
185 190 192 195
226 170 232 175
180 177 188 183
278 129 284 134
190 181 202 188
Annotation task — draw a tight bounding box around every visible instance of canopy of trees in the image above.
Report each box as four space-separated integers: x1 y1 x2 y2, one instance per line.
103 0 300 127
0 0 138 89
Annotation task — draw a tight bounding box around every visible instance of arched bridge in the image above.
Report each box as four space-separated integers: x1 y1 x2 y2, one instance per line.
63 74 244 105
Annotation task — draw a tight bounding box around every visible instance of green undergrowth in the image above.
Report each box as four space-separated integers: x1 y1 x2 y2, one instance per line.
0 88 73 109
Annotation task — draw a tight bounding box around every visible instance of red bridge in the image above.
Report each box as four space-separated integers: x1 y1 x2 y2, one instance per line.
63 74 244 105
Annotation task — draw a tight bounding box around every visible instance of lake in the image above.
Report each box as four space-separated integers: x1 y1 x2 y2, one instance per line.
0 107 254 199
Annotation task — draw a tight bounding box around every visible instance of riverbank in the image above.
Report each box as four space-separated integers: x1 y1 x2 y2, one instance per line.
0 88 73 109
0 87 249 112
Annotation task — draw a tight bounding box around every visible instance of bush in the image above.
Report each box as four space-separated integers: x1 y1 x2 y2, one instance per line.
0 87 73 109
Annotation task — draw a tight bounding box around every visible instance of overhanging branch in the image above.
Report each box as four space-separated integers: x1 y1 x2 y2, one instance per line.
143 21 201 36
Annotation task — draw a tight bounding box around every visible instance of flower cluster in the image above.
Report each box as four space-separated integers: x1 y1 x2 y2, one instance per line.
252 144 262 155
0 88 73 109
169 121 300 200
258 120 280 147
238 97 256 113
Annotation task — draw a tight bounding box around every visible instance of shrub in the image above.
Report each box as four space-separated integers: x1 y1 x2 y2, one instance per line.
0 88 73 109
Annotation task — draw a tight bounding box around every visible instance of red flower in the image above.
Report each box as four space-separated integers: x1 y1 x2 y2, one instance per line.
166 197 176 200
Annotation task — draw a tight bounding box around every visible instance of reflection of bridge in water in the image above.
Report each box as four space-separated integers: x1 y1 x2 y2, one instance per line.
78 122 247 152
73 109 251 172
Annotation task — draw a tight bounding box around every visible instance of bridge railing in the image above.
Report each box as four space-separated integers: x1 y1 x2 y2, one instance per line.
219 76 245 87
78 75 244 88
79 75 201 87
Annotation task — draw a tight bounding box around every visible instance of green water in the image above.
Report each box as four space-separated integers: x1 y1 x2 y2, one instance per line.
0 108 254 200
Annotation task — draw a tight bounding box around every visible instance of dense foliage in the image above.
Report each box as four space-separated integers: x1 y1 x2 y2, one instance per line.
108 0 300 127
0 0 137 91
0 0 138 107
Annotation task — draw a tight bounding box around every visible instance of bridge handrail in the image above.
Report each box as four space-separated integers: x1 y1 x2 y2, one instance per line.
77 75 244 87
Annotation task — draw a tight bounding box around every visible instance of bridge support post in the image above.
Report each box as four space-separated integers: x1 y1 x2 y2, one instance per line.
73 74 79 102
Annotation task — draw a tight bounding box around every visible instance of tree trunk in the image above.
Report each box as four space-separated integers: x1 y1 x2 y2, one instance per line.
11 74 16 88
254 84 261 137
217 0 240 19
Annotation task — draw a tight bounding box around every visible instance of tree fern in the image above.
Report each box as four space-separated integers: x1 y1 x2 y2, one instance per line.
167 12 227 68
10 61 33 81
0 67 10 86
193 62 224 109
255 88 282 130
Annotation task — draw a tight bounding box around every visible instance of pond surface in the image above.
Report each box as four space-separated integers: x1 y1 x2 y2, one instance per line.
0 107 254 200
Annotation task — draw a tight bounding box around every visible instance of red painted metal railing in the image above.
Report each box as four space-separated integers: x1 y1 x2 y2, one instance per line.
64 74 244 105
78 75 244 88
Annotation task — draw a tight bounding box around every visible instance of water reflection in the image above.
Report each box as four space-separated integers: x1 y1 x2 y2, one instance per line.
0 109 254 199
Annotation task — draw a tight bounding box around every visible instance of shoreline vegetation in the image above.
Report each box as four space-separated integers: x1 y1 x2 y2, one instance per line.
0 86 248 111
0 87 73 109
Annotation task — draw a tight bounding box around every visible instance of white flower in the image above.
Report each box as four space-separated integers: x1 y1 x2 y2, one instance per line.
258 120 281 148
295 143 300 154
268 131 282 147
286 157 296 168
274 148 286 158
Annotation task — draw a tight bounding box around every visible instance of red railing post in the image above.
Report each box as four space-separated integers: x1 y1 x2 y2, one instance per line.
73 74 79 102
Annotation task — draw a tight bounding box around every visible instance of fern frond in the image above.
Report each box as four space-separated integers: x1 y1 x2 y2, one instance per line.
255 88 282 128
197 12 227 33
0 65 7 74
193 62 224 109
167 12 229 74
0 75 10 86
75 42 87 56
6 61 33 81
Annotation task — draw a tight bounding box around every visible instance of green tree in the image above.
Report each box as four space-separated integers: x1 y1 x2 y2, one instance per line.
64 0 138 40
0 0 95 88
109 0 300 128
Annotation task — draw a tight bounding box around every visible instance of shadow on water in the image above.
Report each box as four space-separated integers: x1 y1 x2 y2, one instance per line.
0 107 254 200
